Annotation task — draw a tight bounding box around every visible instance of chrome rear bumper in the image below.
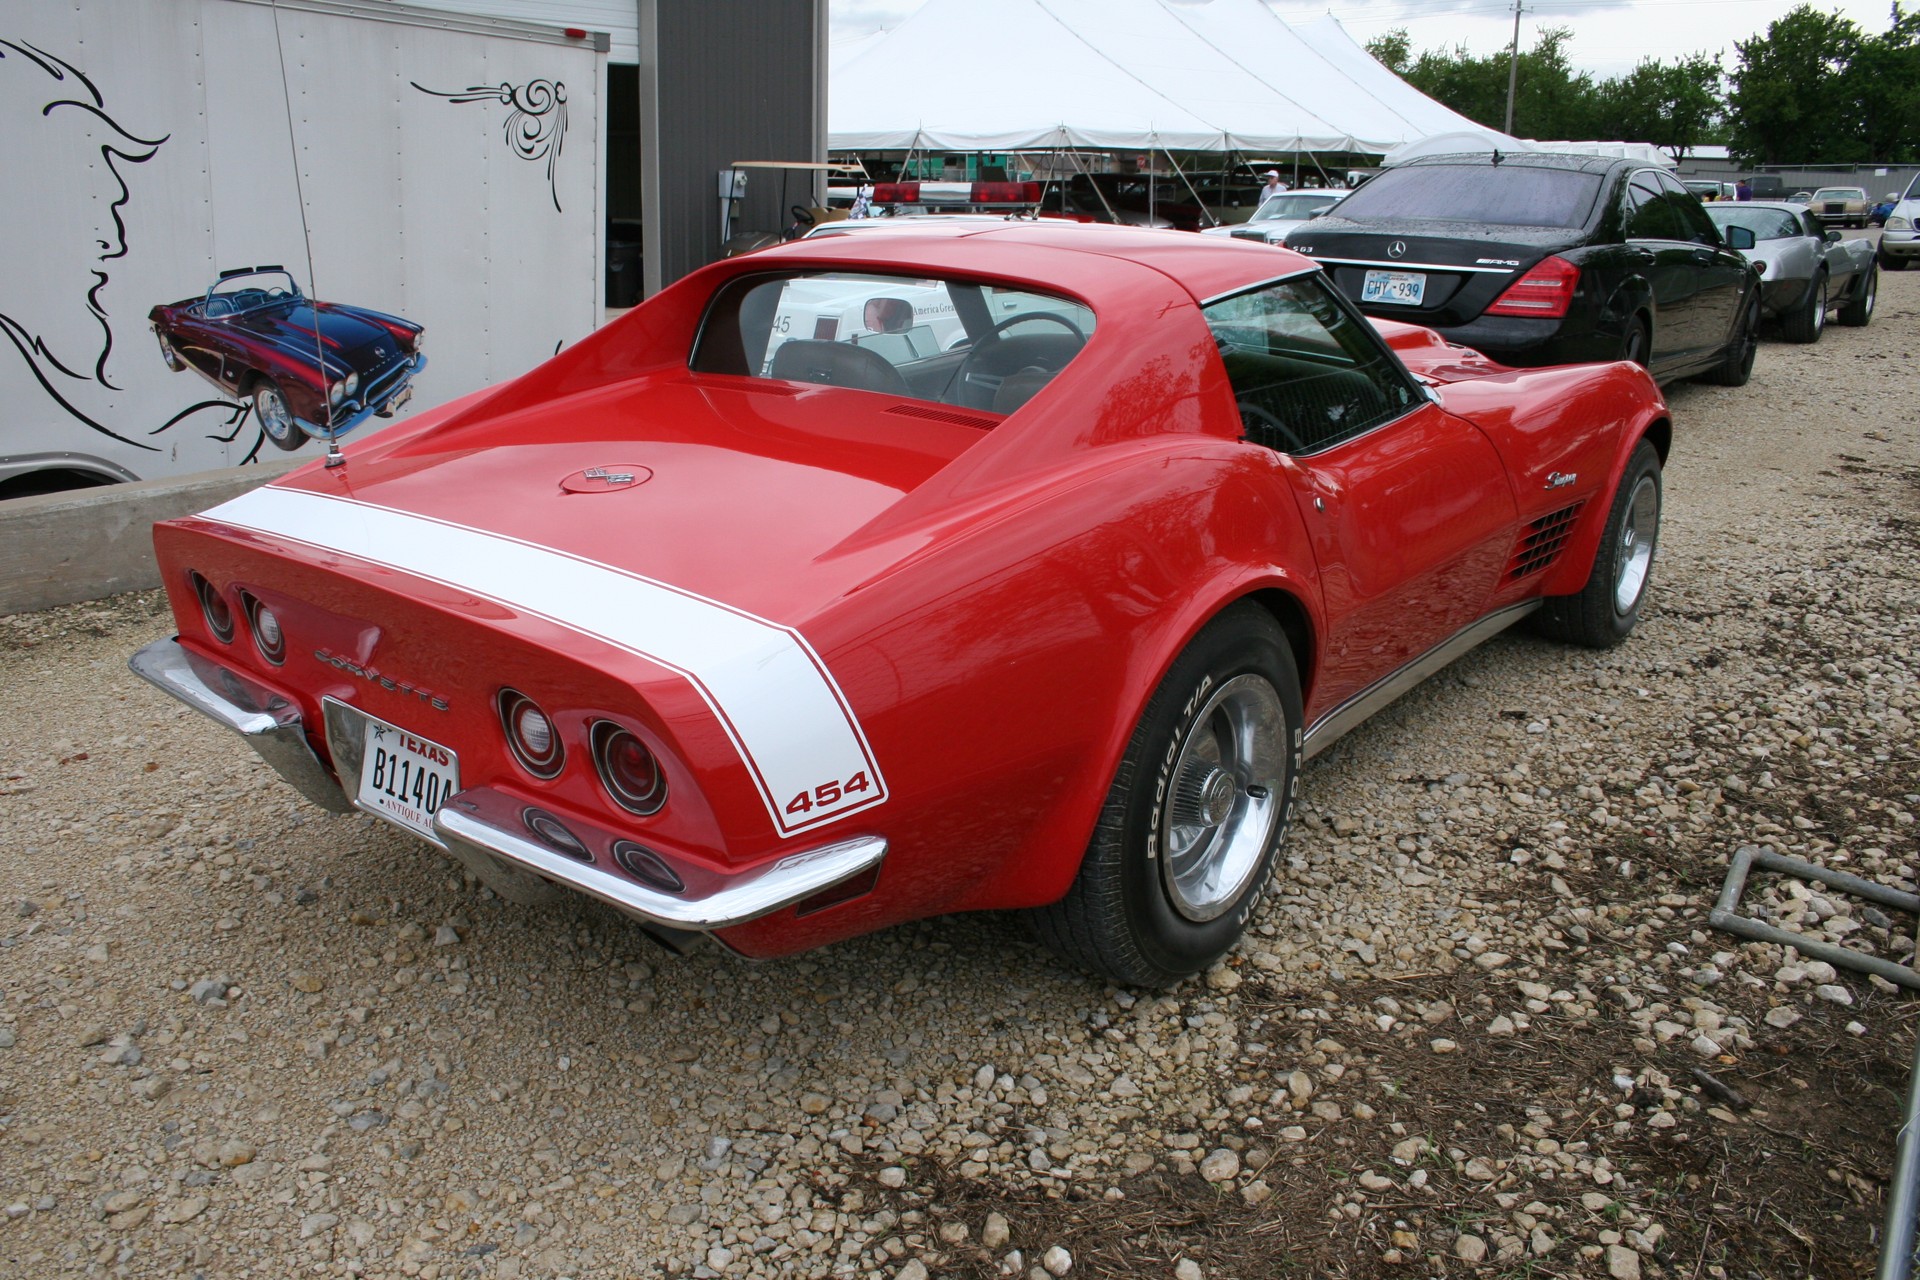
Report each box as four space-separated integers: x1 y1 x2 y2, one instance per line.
433 787 887 932
129 637 886 934
128 637 352 813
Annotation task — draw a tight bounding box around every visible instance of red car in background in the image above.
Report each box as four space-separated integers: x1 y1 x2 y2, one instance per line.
130 224 1669 987
150 266 426 450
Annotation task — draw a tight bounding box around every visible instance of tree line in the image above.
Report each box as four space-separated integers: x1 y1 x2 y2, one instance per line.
1365 3 1920 165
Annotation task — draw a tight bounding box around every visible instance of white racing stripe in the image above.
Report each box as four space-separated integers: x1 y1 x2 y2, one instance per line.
199 486 886 836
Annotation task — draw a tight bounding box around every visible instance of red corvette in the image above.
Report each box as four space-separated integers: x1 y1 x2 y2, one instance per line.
130 224 1669 986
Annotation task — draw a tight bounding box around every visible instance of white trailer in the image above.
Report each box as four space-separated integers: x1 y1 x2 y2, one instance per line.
0 0 606 497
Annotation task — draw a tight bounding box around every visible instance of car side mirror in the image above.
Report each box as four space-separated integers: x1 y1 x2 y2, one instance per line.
1724 225 1756 251
862 297 914 334
1824 228 1843 243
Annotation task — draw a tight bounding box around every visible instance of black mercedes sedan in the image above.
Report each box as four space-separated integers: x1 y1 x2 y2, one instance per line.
1282 153 1761 386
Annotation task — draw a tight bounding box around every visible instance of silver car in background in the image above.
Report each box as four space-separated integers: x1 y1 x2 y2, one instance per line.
1880 173 1920 272
1201 189 1345 245
1706 200 1877 343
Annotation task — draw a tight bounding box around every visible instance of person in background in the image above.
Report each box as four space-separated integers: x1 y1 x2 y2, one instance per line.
1735 177 1753 201
1260 169 1288 200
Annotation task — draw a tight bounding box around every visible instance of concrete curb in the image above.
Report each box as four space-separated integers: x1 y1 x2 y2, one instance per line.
1 461 304 616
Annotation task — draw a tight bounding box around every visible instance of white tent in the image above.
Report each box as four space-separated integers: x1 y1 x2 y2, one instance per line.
829 0 1514 155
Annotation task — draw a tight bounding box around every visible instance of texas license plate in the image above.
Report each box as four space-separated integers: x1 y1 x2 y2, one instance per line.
1361 269 1426 306
356 713 458 841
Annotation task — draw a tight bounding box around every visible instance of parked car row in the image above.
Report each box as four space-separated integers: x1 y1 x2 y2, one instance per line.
112 152 1903 991
1272 152 1879 372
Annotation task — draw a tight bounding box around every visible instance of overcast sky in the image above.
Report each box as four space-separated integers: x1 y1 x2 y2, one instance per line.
830 0 1903 80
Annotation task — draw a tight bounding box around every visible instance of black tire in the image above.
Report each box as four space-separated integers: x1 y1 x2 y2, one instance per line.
1699 294 1759 387
1838 264 1877 327
1619 315 1650 368
1881 245 1909 271
251 379 307 452
1779 271 1825 344
1532 440 1662 649
1030 604 1301 987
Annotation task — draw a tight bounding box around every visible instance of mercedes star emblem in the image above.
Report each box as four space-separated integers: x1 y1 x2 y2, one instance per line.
1387 241 1407 259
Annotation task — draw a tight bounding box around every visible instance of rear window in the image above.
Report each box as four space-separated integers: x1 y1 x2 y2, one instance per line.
1331 164 1604 229
691 271 1095 416
1705 206 1800 241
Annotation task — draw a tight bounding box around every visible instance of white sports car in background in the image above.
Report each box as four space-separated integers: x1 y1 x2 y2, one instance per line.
1201 190 1346 246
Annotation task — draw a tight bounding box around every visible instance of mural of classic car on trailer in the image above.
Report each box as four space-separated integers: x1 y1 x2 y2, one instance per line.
149 267 426 450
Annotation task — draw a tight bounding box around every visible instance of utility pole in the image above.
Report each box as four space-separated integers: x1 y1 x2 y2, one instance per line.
1503 0 1525 136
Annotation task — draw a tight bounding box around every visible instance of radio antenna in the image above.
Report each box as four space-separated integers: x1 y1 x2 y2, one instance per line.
269 0 343 469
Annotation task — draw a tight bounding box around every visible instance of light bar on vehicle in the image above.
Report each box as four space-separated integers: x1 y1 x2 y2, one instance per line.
868 180 1043 209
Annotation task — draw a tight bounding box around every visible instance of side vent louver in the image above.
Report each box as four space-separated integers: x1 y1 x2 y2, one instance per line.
1509 501 1585 579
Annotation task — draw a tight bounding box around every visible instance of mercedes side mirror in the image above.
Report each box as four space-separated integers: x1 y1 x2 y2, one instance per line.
1724 225 1756 251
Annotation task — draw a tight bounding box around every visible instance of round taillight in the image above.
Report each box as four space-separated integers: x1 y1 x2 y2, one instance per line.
520 807 589 861
242 593 285 664
591 721 667 815
611 840 683 892
498 690 564 778
190 572 234 643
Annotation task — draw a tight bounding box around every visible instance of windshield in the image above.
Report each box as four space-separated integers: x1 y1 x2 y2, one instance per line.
1250 192 1341 223
1705 206 1800 240
203 271 303 317
1811 188 1862 201
692 270 1095 416
1330 163 1603 229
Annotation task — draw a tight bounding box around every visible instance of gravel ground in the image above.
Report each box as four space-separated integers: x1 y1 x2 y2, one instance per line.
3 269 1917 1280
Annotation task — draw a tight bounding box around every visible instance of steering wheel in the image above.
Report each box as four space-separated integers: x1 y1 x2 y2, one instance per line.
977 311 1086 344
1236 401 1309 455
953 312 1088 406
784 205 816 240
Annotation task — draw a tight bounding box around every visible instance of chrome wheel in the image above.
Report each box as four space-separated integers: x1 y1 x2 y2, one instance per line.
1613 473 1660 615
253 383 299 447
1810 275 1826 336
1160 674 1287 922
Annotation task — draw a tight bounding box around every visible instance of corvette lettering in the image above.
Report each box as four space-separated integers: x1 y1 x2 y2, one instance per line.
313 648 450 710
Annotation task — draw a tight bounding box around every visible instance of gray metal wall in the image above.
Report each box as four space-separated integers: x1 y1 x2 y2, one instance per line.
1678 157 1920 200
638 0 827 296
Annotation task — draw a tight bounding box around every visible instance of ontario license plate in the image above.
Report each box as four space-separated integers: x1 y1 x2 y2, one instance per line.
1361 269 1426 305
356 713 458 841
